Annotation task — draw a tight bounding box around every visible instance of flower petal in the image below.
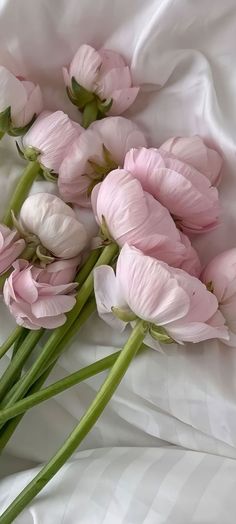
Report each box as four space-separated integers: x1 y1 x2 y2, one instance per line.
108 87 140 115
94 265 127 332
69 44 102 91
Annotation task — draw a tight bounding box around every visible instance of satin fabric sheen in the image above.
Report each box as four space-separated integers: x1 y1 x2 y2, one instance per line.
1 0 236 522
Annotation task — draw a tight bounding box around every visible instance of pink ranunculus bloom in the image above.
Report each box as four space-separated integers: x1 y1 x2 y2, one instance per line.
22 111 82 174
202 249 236 346
94 244 228 346
124 147 220 234
19 193 88 259
58 116 147 207
92 168 197 268
63 44 139 116
160 135 223 186
3 259 78 329
0 66 43 130
0 225 25 276
178 232 201 277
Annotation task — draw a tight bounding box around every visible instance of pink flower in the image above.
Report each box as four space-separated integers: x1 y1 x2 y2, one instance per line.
0 66 43 130
19 193 88 259
92 169 197 269
0 225 25 275
178 232 201 277
202 249 236 346
22 111 82 174
58 116 147 207
124 147 220 234
94 244 228 345
161 136 223 186
63 44 139 118
3 259 78 329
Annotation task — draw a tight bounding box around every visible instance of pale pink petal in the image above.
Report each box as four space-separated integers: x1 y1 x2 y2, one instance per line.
97 67 132 99
23 111 82 173
0 66 27 117
69 44 102 91
178 232 201 277
98 49 126 73
90 117 147 165
161 135 223 186
11 266 38 304
62 67 71 87
94 265 127 332
108 87 140 115
117 245 190 325
13 83 43 127
167 321 229 343
20 193 88 258
32 295 76 318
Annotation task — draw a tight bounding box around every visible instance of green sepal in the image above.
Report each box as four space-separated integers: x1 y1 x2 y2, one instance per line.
42 167 58 182
0 106 11 133
71 77 95 109
82 100 99 128
24 146 40 162
149 325 174 344
97 97 113 115
15 141 26 160
88 160 110 177
111 307 137 322
8 114 37 137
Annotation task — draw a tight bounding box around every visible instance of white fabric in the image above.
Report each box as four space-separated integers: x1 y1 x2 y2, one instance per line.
1 0 236 521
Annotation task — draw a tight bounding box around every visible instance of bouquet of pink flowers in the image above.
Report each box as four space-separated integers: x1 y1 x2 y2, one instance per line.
0 44 233 522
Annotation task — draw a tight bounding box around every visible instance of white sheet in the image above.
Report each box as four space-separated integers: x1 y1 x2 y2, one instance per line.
1 0 236 521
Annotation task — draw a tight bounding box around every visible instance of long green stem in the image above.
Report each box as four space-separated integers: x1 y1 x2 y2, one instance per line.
0 351 122 424
0 330 43 403
3 161 40 227
0 244 118 410
0 319 146 523
0 248 100 403
0 326 23 360
0 299 96 451
1 299 97 408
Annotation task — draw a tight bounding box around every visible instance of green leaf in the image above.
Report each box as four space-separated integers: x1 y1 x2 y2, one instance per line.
71 77 95 109
0 106 11 133
82 100 99 128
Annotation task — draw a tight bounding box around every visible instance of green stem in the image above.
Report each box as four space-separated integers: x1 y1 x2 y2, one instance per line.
75 249 100 284
3 161 40 227
0 243 118 411
0 320 146 524
0 248 101 403
0 299 96 451
0 326 23 360
0 351 121 424
0 330 43 403
1 299 97 408
0 131 5 140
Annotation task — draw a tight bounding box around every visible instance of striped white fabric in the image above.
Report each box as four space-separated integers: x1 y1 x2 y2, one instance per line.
1 447 236 523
